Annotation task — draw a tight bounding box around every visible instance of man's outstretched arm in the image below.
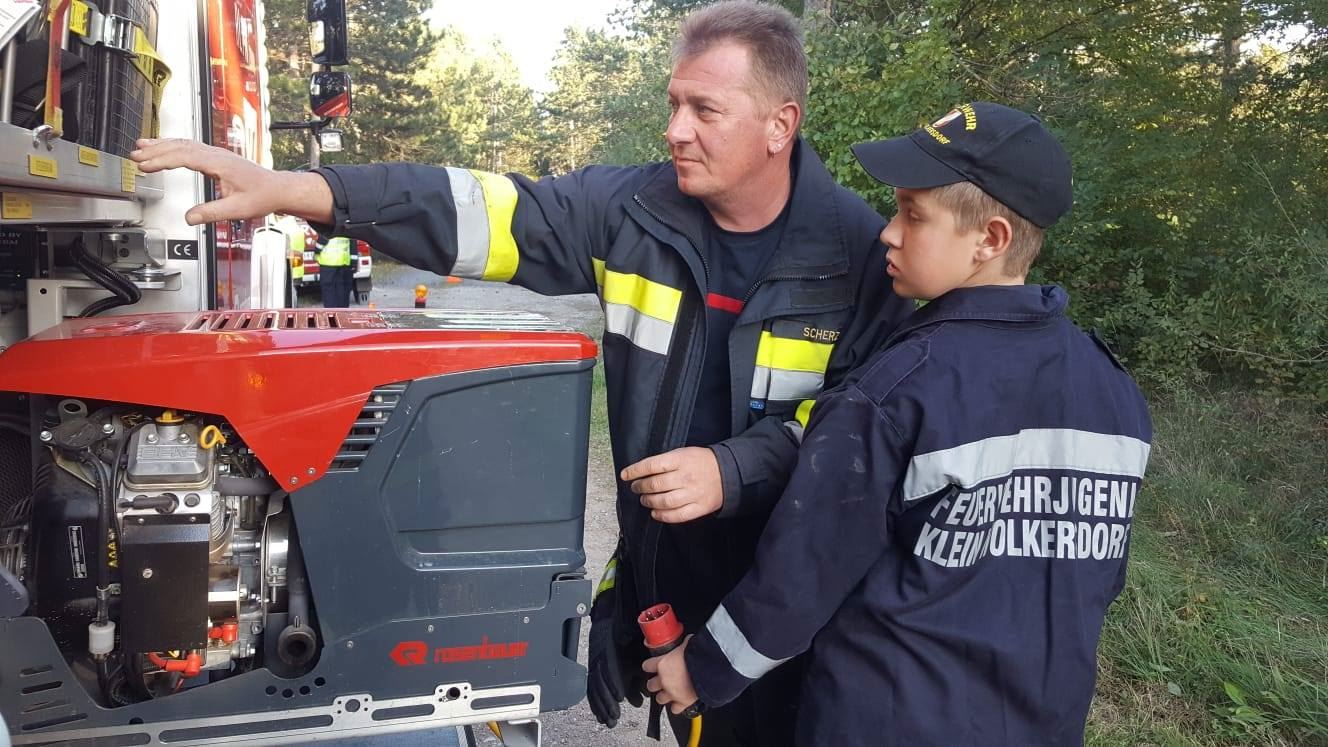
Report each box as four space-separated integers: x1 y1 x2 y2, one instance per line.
132 139 333 225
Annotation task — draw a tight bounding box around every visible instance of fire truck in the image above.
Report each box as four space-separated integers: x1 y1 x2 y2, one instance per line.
0 3 592 745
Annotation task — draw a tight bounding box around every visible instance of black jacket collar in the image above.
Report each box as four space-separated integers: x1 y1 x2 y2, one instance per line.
634 139 852 277
887 284 1069 345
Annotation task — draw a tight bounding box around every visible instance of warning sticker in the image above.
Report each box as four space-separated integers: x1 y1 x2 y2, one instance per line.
68 525 88 579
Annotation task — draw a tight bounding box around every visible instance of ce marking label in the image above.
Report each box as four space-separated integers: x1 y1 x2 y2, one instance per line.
168 240 199 260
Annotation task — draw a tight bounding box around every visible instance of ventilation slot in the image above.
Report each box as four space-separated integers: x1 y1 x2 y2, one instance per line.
328 383 407 473
188 311 348 331
13 673 86 732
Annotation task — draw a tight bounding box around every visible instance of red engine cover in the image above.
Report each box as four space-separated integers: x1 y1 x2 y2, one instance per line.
0 309 597 488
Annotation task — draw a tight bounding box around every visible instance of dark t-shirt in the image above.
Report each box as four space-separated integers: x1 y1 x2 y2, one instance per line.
685 206 788 447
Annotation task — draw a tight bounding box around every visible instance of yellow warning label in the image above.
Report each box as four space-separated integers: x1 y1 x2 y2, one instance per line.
78 146 101 167
121 160 137 192
28 155 58 179
2 194 34 220
69 1 91 36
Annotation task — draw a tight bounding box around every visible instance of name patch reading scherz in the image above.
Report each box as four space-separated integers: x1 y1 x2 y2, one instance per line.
803 326 840 343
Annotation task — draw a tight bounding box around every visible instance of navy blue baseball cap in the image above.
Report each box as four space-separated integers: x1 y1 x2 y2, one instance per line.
851 102 1072 228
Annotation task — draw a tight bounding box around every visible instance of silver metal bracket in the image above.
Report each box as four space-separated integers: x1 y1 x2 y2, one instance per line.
493 719 542 747
74 8 137 56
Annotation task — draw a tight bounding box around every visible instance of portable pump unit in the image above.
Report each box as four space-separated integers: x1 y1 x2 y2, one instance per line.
0 308 597 745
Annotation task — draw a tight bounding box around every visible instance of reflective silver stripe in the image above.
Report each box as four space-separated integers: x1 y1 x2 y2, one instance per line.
446 166 491 278
902 428 1152 503
784 420 805 443
604 302 673 355
705 604 789 680
751 366 824 401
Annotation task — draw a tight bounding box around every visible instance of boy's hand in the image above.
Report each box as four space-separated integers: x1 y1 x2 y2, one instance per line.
130 139 333 226
642 637 700 715
622 447 722 523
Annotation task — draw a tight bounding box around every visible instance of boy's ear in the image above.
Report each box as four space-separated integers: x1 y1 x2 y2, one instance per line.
974 216 1013 264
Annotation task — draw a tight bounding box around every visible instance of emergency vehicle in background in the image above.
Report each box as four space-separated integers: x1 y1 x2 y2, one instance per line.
0 2 589 746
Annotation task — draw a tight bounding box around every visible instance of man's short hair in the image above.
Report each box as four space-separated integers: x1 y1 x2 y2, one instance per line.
673 1 807 115
931 182 1045 276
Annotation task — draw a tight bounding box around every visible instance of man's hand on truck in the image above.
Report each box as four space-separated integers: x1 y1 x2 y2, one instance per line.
131 138 334 226
622 447 724 523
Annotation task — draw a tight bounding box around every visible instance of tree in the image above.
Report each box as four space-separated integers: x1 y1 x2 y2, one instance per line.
418 30 542 173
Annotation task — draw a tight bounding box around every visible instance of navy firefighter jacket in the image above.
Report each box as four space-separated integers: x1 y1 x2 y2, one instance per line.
684 284 1153 746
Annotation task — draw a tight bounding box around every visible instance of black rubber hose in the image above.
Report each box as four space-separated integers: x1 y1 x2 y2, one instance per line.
72 251 138 316
277 531 317 668
72 241 141 317
78 451 114 619
216 475 279 496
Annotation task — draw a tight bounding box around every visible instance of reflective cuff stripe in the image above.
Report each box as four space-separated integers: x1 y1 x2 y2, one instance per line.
705 604 789 680
750 366 825 401
445 167 520 282
594 557 618 600
446 167 490 277
602 268 682 323
903 428 1153 503
472 171 520 281
604 303 674 355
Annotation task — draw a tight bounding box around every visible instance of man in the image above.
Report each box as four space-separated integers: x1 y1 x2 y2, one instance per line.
314 234 354 307
131 2 910 743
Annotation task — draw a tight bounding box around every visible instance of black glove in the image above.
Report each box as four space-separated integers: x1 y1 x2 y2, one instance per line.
586 565 644 727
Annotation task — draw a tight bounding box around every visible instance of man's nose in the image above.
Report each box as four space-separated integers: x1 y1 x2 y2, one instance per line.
665 111 695 146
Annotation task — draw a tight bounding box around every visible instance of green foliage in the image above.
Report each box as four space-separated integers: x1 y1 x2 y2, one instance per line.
261 0 1327 402
802 1 1328 403
538 20 672 171
417 31 542 173
262 0 542 171
1087 390 1328 744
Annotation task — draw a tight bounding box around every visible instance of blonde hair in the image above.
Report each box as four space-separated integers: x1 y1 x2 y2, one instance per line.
673 1 806 115
931 182 1045 276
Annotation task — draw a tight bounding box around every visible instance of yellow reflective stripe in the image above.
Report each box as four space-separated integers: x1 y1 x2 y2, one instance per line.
602 269 681 323
755 331 834 373
469 170 519 282
592 257 606 289
594 557 618 601
795 399 815 428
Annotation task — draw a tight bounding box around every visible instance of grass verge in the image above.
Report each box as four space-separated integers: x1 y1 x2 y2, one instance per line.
1087 388 1328 746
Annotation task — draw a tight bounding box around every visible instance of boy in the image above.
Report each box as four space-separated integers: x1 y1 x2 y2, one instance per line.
643 102 1152 746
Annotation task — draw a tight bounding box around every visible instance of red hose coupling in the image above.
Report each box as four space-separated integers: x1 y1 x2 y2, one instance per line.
638 603 684 656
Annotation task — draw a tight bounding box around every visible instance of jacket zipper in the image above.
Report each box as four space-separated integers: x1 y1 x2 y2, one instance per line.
631 196 710 449
631 194 710 606
742 267 849 305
